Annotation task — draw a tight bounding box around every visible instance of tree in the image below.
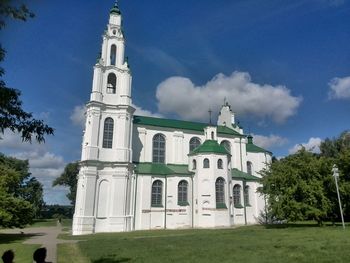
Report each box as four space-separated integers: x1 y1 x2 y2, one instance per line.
320 131 350 220
21 177 44 218
260 131 350 225
0 0 54 142
0 153 45 227
320 130 350 158
260 149 333 225
0 158 34 227
53 162 79 206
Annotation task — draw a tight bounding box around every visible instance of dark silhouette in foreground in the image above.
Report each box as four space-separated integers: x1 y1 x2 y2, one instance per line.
33 248 52 263
1 250 14 263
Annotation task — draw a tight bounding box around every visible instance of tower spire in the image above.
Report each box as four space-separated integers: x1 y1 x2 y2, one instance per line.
110 0 121 14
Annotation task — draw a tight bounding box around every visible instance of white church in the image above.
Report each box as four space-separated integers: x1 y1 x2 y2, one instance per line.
72 2 272 235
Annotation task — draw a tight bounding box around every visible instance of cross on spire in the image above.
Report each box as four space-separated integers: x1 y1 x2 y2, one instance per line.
208 109 212 125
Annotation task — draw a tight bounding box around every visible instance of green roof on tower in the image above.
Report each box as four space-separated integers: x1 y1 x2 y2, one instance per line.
189 140 231 156
110 1 121 15
246 135 272 154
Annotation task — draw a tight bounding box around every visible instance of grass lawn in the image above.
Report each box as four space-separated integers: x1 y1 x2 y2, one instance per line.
0 233 39 262
58 224 350 263
29 218 58 227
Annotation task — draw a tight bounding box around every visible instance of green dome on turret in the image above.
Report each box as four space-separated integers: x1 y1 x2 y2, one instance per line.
110 1 121 15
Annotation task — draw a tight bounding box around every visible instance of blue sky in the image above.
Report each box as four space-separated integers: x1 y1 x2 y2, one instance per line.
1 0 349 205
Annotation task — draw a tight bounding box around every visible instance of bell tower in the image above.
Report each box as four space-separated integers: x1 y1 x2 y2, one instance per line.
73 2 136 235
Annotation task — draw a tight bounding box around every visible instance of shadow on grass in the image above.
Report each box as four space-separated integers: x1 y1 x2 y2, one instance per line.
92 255 131 263
0 233 40 244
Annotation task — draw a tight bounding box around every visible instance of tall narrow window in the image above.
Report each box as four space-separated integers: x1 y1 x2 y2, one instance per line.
189 137 201 152
102 118 114 148
110 44 116 65
211 131 215 140
107 73 116 94
192 159 197 170
247 161 252 175
203 158 210 168
244 186 250 206
216 177 225 206
220 140 231 153
217 159 223 169
151 180 163 207
233 184 242 207
178 180 188 205
153 134 166 163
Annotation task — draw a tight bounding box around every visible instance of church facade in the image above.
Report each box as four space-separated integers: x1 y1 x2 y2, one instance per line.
72 3 272 235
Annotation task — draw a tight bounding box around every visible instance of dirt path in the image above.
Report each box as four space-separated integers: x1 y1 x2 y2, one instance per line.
1 224 78 263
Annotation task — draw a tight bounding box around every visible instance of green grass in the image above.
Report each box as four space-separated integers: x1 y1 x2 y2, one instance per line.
58 243 89 263
0 233 40 262
29 218 58 227
57 224 350 263
61 218 73 228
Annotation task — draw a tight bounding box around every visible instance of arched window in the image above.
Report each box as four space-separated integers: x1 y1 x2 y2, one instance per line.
215 177 225 205
220 140 231 153
233 184 242 207
217 159 223 169
151 180 163 207
192 159 197 170
107 73 116 94
110 44 116 65
211 131 215 140
203 158 210 168
244 186 250 206
247 161 252 175
178 180 188 205
153 134 166 163
189 137 201 152
102 118 114 148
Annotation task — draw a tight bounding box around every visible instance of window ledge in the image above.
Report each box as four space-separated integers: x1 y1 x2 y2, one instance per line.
178 201 189 206
234 204 244 209
151 204 164 208
216 203 227 209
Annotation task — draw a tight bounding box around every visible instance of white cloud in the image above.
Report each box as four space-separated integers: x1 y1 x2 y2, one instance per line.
13 151 64 169
133 104 162 118
156 71 302 123
328 76 350 100
252 134 288 149
289 137 322 154
70 105 86 127
0 130 46 151
0 130 69 204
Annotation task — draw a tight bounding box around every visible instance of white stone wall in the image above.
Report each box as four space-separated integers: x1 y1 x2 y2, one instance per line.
246 151 271 178
132 125 248 170
134 175 193 230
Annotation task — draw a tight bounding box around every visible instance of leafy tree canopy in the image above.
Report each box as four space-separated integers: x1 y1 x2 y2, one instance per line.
260 131 350 225
53 162 79 206
0 153 44 227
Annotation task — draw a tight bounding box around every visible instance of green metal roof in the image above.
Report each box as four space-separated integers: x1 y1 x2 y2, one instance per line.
133 115 243 137
110 2 121 14
134 162 192 176
246 135 272 154
231 168 260 181
189 140 231 156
